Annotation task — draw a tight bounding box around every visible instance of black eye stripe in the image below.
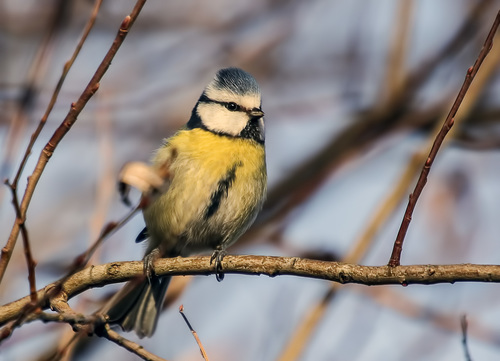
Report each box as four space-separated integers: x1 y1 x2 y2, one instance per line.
199 94 243 112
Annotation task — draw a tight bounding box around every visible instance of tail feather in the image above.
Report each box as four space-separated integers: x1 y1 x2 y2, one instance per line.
103 276 171 338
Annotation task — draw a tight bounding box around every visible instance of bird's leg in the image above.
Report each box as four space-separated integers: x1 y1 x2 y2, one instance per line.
210 246 227 282
143 247 161 282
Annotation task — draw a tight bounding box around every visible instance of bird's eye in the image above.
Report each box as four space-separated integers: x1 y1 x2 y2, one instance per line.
225 102 240 111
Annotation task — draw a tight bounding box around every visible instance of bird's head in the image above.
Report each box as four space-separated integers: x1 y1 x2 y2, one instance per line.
188 68 265 144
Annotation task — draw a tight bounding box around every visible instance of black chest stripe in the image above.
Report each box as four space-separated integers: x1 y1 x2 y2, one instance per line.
204 161 243 219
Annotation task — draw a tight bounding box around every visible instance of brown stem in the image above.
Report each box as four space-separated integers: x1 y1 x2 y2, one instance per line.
461 314 473 361
3 179 38 303
179 305 211 361
0 0 147 284
388 10 500 267
102 324 169 361
10 0 104 190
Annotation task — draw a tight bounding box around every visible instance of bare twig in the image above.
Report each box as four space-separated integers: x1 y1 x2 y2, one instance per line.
42 333 80 361
1 0 105 304
179 305 210 361
353 27 500 269
277 288 334 361
3 256 500 327
10 0 104 191
37 311 96 326
0 0 69 200
274 6 454 354
461 315 473 361
0 0 147 343
267 35 500 355
256 1 492 238
0 203 140 342
388 10 500 267
2 182 38 303
101 324 169 361
74 205 141 271
45 94 117 359
383 0 414 104
0 0 147 284
19 211 37 303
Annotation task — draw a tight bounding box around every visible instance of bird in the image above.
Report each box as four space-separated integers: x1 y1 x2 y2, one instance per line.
102 67 267 338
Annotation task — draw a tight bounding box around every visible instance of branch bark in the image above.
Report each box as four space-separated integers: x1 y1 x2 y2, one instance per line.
1 255 500 326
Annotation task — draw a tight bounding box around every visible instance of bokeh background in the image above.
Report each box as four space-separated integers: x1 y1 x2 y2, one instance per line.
1 0 500 360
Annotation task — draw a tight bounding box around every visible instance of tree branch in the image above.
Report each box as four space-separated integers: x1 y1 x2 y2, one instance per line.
101 324 169 361
1 255 500 326
388 9 500 266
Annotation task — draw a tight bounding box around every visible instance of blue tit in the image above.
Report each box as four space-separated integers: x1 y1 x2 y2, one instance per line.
103 67 267 338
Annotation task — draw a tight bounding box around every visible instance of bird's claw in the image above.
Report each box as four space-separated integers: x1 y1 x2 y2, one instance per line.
210 249 227 282
143 247 161 282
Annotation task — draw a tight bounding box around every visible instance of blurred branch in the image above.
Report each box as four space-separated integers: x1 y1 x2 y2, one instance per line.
9 0 103 192
357 8 500 268
40 332 80 361
1 0 84 307
10 302 165 361
271 8 498 358
2 255 500 327
2 185 38 303
379 19 500 259
0 0 147 285
255 0 494 233
461 315 473 361
0 205 141 342
383 0 414 104
0 0 70 196
101 324 169 361
388 9 500 267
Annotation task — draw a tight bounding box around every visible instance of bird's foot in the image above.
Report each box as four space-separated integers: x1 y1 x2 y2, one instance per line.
210 248 227 282
143 247 161 282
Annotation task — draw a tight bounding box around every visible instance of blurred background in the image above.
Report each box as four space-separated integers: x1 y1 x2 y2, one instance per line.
1 0 500 360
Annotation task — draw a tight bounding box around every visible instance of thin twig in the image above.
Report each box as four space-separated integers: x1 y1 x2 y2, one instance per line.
1 0 104 303
19 204 37 302
0 0 68 201
256 1 492 242
179 305 210 361
0 0 147 284
45 94 117 359
74 205 141 271
0 205 140 341
0 0 147 341
354 27 500 268
461 314 473 361
43 333 80 361
102 324 169 361
10 0 104 190
37 311 96 326
3 181 38 303
388 10 500 267
383 0 414 104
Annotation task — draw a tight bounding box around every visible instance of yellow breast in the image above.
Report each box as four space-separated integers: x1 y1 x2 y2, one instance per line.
143 128 266 255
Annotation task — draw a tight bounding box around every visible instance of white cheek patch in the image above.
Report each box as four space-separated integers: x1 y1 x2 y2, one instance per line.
197 102 249 136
